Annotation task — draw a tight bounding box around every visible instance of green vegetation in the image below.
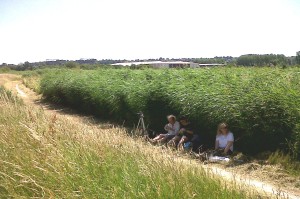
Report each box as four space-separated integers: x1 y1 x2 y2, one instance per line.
267 151 300 175
39 67 300 157
65 61 80 69
189 56 232 64
21 70 45 93
0 66 12 73
0 87 253 198
236 54 288 66
296 51 300 65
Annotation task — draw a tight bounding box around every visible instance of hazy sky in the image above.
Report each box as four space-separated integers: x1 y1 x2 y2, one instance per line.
0 0 300 64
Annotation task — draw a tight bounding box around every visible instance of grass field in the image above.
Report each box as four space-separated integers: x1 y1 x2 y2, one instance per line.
0 86 256 198
37 67 300 157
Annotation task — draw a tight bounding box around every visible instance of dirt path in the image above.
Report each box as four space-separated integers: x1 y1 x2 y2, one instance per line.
0 74 95 124
0 74 299 199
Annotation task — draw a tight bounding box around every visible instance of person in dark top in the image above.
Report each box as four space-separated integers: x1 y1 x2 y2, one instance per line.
167 116 194 149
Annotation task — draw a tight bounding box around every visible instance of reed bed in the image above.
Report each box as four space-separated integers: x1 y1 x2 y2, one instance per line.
39 68 300 156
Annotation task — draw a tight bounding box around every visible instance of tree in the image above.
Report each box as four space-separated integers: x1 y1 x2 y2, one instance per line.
65 61 79 69
296 51 300 65
236 54 288 66
23 61 32 70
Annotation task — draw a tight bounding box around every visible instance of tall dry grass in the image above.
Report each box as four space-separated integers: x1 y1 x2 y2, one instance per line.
0 87 256 198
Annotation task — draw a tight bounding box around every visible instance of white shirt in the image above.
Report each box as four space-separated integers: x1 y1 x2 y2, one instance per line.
164 121 180 136
216 132 234 151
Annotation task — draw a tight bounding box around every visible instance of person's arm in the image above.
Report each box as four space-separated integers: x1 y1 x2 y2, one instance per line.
184 130 193 134
164 124 170 131
215 140 219 150
178 128 185 135
224 133 234 154
185 125 194 134
224 141 233 154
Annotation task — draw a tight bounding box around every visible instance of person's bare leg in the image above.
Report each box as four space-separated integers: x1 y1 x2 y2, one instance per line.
158 136 168 144
154 134 164 141
152 134 164 143
178 136 188 151
167 136 180 148
167 138 175 147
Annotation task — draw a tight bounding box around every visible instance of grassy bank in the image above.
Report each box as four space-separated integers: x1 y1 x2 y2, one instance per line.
38 67 300 157
0 87 255 198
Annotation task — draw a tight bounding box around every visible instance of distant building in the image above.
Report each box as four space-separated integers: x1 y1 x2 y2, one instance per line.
111 61 199 68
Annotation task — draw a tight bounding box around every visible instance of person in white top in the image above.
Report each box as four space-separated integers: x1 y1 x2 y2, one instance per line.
151 115 180 144
215 123 234 155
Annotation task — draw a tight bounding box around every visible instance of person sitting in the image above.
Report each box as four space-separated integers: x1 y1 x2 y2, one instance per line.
168 116 194 149
151 115 180 144
215 122 234 155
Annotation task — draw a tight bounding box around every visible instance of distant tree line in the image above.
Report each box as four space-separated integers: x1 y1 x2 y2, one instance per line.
237 54 288 66
235 52 300 66
188 56 233 64
296 51 300 65
1 52 300 71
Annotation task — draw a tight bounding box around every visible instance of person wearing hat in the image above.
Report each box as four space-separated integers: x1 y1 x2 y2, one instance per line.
151 115 180 144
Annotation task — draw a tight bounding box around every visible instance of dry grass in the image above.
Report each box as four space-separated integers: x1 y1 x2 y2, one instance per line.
0 87 258 198
22 75 40 93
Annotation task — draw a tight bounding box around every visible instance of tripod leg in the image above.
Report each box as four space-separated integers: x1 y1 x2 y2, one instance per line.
141 118 147 136
135 118 141 136
136 118 141 129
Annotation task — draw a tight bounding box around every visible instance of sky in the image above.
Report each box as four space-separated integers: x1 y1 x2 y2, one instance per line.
0 0 300 64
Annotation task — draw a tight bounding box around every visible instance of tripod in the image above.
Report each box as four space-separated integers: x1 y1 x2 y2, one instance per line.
136 112 148 136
